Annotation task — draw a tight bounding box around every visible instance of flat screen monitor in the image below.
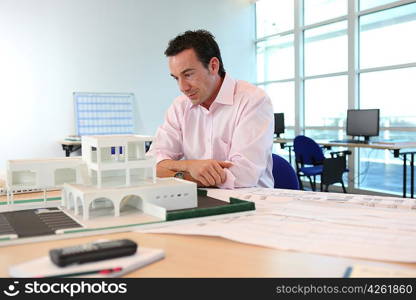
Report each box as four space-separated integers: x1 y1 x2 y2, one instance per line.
346 109 380 142
274 113 285 137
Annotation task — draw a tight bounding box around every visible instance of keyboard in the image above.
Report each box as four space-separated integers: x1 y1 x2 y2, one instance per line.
330 139 369 144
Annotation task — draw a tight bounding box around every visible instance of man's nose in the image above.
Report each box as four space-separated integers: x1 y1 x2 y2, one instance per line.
178 78 191 92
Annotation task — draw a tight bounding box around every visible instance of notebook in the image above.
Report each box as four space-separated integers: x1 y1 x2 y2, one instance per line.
9 247 165 278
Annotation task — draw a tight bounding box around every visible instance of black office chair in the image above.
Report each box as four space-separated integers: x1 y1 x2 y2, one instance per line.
321 156 348 192
293 135 350 193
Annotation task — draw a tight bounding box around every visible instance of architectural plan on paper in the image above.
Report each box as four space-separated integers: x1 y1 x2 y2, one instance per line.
137 188 416 262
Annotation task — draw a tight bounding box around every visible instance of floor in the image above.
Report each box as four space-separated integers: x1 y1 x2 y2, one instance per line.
358 160 410 196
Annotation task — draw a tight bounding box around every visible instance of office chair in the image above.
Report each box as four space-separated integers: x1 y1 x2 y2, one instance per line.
293 135 350 193
272 154 300 190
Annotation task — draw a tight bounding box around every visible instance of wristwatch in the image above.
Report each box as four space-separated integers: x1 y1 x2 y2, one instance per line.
173 171 184 179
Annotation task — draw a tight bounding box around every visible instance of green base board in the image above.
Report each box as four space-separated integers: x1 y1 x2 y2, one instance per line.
167 190 255 221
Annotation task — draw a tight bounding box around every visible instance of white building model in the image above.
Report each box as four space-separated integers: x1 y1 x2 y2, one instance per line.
6 135 197 220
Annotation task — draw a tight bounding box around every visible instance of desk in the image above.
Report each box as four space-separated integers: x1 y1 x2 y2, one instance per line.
1 189 416 277
275 138 416 198
60 140 81 157
1 231 415 277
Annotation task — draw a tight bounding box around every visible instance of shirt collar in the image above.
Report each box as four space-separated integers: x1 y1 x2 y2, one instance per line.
213 73 235 106
188 73 236 110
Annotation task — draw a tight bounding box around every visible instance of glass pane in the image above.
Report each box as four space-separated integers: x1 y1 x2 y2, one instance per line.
273 128 296 165
305 76 348 127
304 21 347 76
358 148 402 195
355 148 410 195
263 81 295 128
358 129 416 195
304 128 345 140
256 0 294 38
360 3 416 69
360 0 399 11
304 0 347 25
256 35 294 82
360 67 416 128
273 146 293 166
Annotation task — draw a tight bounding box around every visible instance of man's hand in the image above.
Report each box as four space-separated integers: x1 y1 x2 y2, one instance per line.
157 159 232 187
185 160 232 187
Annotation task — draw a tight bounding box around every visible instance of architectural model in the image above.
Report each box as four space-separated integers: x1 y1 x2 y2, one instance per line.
5 135 198 221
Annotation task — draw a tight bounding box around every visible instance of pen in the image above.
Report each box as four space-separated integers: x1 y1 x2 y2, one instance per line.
39 267 123 278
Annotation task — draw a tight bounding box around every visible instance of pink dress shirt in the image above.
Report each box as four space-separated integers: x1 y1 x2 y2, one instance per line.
147 73 274 189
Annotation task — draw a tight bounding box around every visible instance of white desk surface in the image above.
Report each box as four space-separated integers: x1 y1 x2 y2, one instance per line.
1 189 416 277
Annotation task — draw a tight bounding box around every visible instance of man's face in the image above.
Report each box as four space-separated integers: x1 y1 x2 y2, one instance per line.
169 48 219 106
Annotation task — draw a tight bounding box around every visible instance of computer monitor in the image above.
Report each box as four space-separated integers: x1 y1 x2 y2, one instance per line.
346 109 380 142
274 113 285 137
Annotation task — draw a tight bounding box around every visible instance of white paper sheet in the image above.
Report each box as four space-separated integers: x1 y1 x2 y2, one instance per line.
137 188 416 262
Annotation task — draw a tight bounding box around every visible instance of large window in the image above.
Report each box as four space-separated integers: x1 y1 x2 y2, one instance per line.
357 1 416 193
256 0 416 196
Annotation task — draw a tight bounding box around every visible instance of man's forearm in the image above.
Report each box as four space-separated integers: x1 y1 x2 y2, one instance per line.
158 159 190 172
156 164 176 177
156 161 202 186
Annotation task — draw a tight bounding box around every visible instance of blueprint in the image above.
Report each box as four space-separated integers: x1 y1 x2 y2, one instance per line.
137 188 416 262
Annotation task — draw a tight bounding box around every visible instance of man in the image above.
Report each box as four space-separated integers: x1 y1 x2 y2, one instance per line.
147 30 274 189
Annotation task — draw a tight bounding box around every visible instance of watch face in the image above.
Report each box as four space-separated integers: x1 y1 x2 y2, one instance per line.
174 172 184 179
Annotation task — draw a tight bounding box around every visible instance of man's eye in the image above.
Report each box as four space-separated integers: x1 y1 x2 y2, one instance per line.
184 73 192 78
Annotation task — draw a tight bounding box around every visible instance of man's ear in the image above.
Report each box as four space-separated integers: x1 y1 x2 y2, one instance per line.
209 57 220 74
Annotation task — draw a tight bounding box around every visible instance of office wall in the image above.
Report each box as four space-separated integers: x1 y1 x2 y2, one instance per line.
0 0 255 171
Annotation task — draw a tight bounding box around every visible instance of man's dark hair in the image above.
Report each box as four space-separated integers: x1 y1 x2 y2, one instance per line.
164 30 226 78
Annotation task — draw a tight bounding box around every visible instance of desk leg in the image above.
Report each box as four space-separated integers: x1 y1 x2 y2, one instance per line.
411 154 414 199
61 145 81 157
288 147 292 165
62 145 72 157
403 154 407 198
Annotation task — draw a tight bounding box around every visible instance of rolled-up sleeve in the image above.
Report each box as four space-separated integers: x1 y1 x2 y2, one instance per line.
146 100 185 164
218 91 274 189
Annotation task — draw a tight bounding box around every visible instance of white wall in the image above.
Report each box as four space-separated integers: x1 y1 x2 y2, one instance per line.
0 0 255 170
